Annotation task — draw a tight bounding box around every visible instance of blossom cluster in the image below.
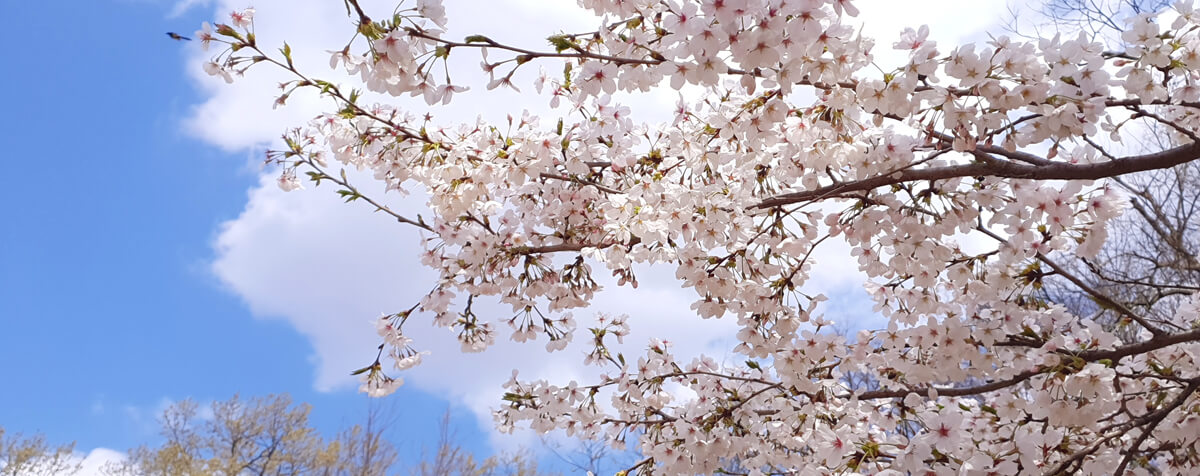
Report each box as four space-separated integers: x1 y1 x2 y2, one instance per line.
202 0 1200 473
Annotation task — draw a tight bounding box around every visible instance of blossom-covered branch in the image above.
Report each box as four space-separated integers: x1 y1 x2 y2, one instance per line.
200 0 1200 473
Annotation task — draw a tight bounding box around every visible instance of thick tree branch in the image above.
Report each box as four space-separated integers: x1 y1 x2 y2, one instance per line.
1076 328 1200 362
855 328 1200 400
854 369 1043 400
755 142 1200 209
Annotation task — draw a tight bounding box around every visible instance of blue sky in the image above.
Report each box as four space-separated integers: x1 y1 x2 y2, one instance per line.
0 0 1013 472
0 0 492 466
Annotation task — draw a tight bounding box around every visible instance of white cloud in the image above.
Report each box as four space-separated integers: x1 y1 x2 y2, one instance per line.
193 0 1015 446
0 448 128 476
76 448 127 476
212 172 425 392
210 167 749 449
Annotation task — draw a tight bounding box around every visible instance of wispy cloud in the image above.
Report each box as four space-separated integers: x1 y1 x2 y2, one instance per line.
115 396 214 439
168 0 212 19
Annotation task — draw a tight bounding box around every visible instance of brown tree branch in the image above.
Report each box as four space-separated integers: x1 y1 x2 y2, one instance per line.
756 142 1200 209
855 328 1200 400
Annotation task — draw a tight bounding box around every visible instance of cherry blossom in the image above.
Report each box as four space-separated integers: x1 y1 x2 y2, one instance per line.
203 0 1200 473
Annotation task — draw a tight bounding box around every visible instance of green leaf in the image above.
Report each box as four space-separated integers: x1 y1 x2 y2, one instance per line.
281 42 293 67
357 22 384 40
547 34 575 53
501 392 526 403
215 23 241 39
1020 325 1039 338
